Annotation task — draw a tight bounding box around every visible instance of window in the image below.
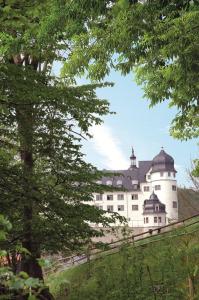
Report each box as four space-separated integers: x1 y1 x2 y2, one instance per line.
96 194 103 201
132 194 138 200
144 186 150 192
160 172 164 177
168 172 171 177
158 217 162 223
148 175 151 180
146 217 149 223
95 204 103 210
154 217 157 223
118 205 124 211
155 205 159 211
117 180 122 186
172 185 177 191
132 205 139 211
117 194 124 200
107 194 113 200
173 201 177 208
155 185 161 191
107 205 113 212
132 184 138 190
106 180 112 185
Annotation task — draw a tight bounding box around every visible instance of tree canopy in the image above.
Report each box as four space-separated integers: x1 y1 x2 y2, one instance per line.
63 0 199 141
0 0 122 289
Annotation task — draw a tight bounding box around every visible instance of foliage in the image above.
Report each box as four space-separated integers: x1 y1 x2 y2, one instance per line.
0 215 45 299
0 0 123 285
63 0 199 139
48 220 199 300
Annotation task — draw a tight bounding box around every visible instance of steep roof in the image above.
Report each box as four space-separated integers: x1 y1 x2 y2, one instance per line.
151 149 176 173
99 161 152 191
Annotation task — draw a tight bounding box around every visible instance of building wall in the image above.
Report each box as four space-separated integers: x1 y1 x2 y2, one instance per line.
151 171 178 222
91 170 178 228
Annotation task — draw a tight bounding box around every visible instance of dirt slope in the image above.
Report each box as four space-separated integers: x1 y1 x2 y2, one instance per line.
178 188 199 219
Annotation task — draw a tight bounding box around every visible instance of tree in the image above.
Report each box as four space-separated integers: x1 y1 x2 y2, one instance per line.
62 0 199 172
0 0 122 292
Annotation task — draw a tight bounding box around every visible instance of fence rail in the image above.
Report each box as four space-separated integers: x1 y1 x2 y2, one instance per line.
44 213 199 275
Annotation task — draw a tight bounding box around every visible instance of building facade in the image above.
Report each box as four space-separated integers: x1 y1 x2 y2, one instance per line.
92 148 178 228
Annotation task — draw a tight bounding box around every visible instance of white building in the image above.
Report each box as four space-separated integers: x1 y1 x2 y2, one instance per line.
92 147 178 228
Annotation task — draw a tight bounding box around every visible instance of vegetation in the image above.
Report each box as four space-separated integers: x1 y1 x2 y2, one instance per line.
0 0 198 298
63 0 199 174
0 1 122 294
178 188 199 219
47 217 199 300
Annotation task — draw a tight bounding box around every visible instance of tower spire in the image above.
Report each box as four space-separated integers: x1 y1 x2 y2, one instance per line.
129 146 137 169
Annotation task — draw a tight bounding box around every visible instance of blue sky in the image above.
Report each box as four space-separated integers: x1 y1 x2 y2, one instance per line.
53 63 198 187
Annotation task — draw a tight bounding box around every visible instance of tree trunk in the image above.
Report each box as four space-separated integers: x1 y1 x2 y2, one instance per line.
11 58 54 299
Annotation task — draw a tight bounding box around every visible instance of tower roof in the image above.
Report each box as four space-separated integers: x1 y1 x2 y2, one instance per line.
151 148 176 173
143 192 166 215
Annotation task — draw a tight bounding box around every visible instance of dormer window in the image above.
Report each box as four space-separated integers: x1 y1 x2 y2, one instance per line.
148 175 151 180
96 180 102 184
132 184 138 190
117 180 122 186
106 180 112 185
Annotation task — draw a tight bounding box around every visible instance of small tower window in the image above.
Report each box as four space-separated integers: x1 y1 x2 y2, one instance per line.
144 186 150 192
155 185 161 191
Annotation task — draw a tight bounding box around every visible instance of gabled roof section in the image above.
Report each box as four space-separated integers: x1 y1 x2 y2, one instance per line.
99 161 152 191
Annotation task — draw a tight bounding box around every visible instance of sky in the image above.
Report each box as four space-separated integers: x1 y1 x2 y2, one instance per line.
53 63 198 187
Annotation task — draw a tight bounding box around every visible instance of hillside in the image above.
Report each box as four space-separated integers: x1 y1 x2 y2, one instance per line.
178 188 199 219
47 215 199 300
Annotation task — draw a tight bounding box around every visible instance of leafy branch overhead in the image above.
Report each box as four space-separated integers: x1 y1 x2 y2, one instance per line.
0 1 123 295
62 0 199 141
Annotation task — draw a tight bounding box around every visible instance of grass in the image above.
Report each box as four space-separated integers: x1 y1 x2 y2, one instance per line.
46 216 199 300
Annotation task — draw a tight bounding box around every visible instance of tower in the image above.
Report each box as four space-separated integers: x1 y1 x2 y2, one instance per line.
150 148 178 223
143 192 166 227
129 147 137 169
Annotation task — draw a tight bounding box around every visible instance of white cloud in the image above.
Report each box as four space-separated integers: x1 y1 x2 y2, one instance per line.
90 124 129 170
